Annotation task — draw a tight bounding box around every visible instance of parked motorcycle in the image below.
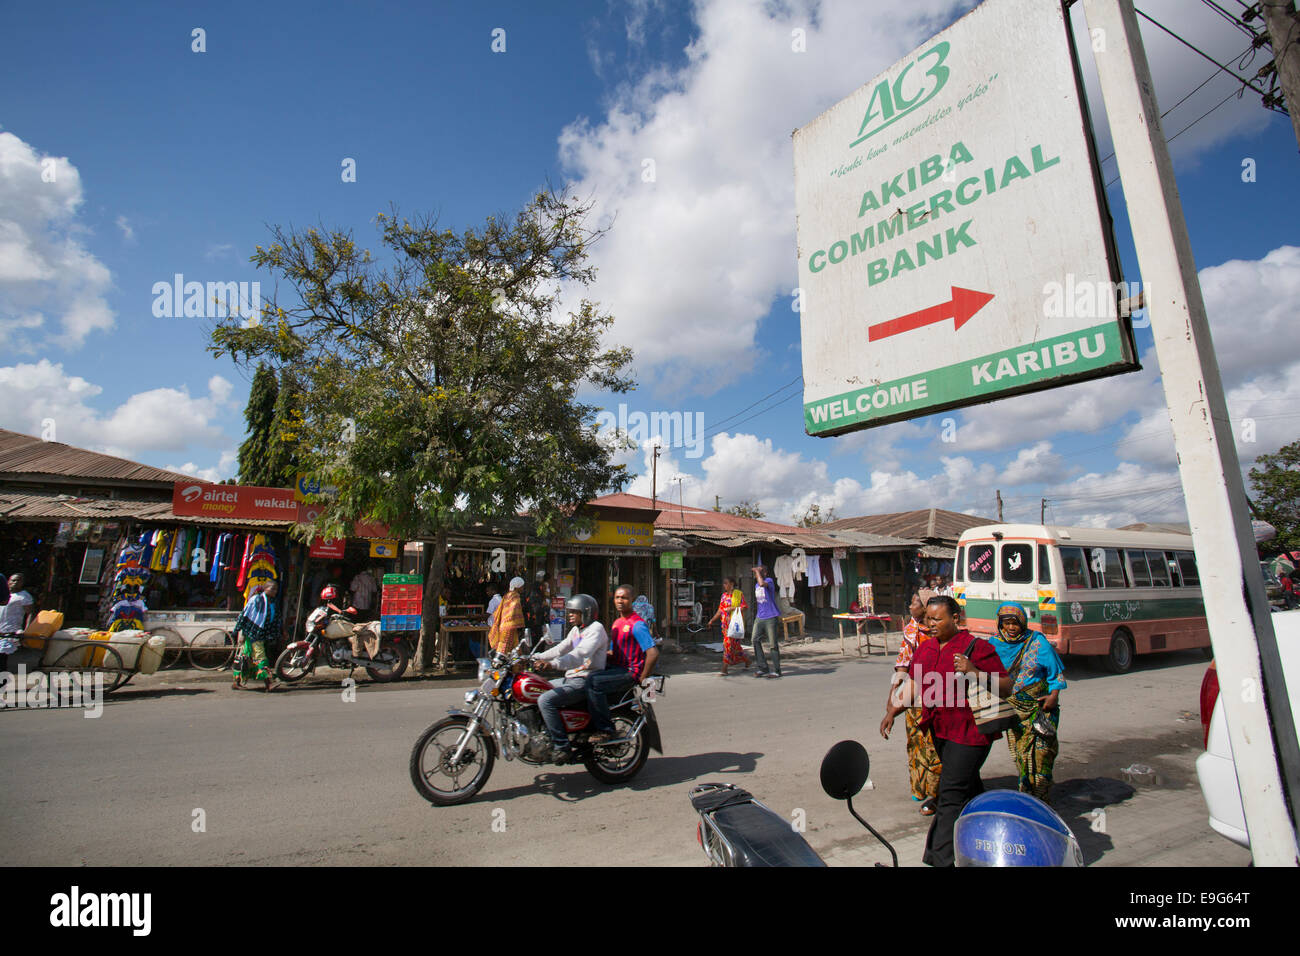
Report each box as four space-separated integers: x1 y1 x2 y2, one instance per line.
273 610 409 683
408 638 665 805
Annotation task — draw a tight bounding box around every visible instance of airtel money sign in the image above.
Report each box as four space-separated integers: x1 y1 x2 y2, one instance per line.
172 482 298 521
793 0 1137 436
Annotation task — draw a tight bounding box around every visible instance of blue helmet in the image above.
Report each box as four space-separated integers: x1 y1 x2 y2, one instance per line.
954 791 1083 867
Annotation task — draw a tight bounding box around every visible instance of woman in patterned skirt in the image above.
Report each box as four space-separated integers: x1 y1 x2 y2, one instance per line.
988 601 1066 801
706 577 750 675
232 581 278 692
878 593 942 814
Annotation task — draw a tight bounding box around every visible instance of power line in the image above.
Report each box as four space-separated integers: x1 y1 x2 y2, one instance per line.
704 376 802 433
1199 0 1263 39
1135 6 1278 101
1106 85 1243 187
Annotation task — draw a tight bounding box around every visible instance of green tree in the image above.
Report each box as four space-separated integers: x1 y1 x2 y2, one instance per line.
266 368 304 487
210 189 633 670
795 502 837 527
1250 439 1300 552
236 364 279 485
725 500 766 519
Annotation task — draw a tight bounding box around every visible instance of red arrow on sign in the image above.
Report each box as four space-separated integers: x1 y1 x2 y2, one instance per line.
867 287 995 342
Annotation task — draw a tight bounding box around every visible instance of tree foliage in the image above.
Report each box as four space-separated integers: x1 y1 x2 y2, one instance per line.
1250 439 1300 552
795 503 837 527
725 500 766 519
236 364 279 485
209 189 634 668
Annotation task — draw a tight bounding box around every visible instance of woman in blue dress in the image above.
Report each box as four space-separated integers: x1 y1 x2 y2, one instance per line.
989 602 1066 800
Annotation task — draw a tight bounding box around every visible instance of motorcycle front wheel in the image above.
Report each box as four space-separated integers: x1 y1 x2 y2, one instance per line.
273 645 313 683
409 715 495 805
584 711 649 784
365 640 410 682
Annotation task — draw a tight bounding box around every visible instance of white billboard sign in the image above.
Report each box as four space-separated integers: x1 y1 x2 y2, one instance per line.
794 0 1137 436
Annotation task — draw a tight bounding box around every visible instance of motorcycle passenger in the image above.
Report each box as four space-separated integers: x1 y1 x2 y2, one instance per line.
587 584 659 744
532 594 608 764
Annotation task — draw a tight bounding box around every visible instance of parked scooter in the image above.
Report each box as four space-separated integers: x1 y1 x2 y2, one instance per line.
691 740 1081 866
691 740 895 867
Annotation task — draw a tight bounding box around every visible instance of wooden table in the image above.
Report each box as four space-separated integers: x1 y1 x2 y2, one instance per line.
834 613 893 656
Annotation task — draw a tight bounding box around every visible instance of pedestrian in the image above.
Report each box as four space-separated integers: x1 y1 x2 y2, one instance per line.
487 576 525 654
231 580 278 692
750 564 782 679
1281 570 1299 610
878 593 941 815
0 573 32 671
988 601 1066 801
349 568 377 621
706 577 750 675
485 583 502 619
908 595 1009 867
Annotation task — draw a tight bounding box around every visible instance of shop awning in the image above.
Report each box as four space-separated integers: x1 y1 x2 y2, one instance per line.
0 491 293 529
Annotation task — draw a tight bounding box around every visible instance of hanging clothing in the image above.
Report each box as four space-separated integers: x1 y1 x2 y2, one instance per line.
773 555 796 599
807 558 823 588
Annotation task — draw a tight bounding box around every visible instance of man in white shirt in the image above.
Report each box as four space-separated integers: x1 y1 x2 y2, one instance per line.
349 570 377 620
0 574 34 634
485 584 502 618
532 593 608 763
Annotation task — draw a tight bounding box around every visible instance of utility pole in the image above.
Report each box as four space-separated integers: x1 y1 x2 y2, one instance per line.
1252 0 1300 148
1041 498 1047 524
1085 0 1300 865
651 444 660 512
715 494 721 512
996 490 1003 522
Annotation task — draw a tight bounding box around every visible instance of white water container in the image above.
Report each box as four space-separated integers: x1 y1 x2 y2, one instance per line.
43 628 94 666
137 635 166 674
103 631 149 669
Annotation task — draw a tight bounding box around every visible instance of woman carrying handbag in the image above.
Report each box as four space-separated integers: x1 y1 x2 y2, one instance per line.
706 577 751 676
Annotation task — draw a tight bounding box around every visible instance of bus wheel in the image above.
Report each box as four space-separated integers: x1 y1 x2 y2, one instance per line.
1104 629 1134 674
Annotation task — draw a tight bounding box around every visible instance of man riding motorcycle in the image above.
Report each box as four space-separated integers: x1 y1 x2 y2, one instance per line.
531 594 608 764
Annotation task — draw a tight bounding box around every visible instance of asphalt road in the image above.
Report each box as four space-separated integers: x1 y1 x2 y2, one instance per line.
0 637 1250 867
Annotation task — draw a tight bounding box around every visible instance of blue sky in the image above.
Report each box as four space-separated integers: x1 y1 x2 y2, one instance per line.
2 0 1297 529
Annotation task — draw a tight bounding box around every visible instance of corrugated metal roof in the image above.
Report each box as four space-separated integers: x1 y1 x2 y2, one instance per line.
590 492 807 534
0 492 292 528
823 529 924 552
824 508 996 543
0 429 193 485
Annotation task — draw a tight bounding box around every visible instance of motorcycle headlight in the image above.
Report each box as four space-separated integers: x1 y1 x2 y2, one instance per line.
476 658 493 681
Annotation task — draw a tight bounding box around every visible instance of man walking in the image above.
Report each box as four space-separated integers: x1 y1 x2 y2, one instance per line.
751 565 782 678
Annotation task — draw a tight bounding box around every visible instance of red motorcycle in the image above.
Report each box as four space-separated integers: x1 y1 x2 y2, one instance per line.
409 638 665 805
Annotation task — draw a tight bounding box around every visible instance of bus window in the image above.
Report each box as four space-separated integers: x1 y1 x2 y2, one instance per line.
1089 547 1127 589
967 543 995 583
1126 550 1152 588
1061 547 1090 589
955 547 965 583
1165 551 1183 588
1146 550 1171 587
1038 544 1050 584
1177 551 1199 586
1001 543 1034 584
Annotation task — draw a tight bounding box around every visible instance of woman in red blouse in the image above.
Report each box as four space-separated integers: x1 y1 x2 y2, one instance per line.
897 595 1009 867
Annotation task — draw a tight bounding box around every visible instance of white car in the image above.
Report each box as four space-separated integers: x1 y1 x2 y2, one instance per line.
1195 608 1300 848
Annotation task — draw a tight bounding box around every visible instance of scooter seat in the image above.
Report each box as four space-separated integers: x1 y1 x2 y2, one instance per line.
693 785 826 867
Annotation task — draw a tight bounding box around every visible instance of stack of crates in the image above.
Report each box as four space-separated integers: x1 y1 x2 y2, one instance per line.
381 574 423 632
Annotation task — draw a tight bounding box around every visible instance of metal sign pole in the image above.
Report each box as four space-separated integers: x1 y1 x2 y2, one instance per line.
1083 0 1300 865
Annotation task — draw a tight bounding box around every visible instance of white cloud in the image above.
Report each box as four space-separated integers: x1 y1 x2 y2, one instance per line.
0 131 116 349
559 0 975 396
204 242 234 260
115 216 135 242
0 359 236 457
1000 441 1068 486
167 449 238 484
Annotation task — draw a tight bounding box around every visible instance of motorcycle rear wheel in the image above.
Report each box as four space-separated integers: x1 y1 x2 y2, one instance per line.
584 711 648 784
409 715 495 805
365 640 410 682
273 645 313 683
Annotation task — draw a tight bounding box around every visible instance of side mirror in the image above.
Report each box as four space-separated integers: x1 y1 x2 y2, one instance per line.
820 740 870 800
